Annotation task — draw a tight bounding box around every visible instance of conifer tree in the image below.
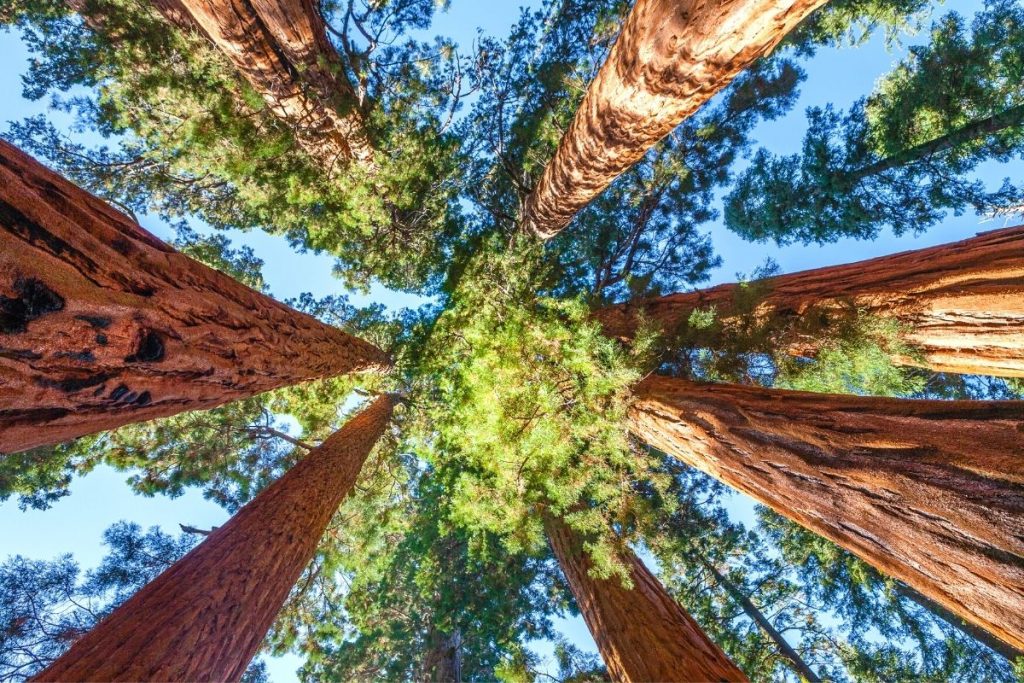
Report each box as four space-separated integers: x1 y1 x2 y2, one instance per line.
544 512 746 682
521 0 831 238
596 223 1024 378
726 0 1024 244
0 139 387 454
630 374 1024 653
35 395 394 682
156 0 375 171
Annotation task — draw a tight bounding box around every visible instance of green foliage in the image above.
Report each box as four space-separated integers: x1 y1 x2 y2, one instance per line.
726 0 1024 245
301 461 558 681
408 242 660 578
3 0 465 291
775 313 926 396
786 0 932 49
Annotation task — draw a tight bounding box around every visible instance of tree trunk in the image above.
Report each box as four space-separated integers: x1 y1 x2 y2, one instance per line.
421 628 462 682
597 224 1024 378
893 582 1024 664
695 554 822 683
544 514 747 682
844 103 1024 183
152 0 374 173
521 0 829 239
33 395 394 682
629 375 1024 652
0 139 388 454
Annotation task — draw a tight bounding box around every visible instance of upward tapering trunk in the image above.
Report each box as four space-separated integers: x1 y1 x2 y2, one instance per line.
421 628 462 683
597 225 1024 378
842 104 1024 184
151 0 374 173
522 0 830 239
544 514 747 682
694 554 822 683
34 395 394 682
0 139 388 454
629 375 1024 652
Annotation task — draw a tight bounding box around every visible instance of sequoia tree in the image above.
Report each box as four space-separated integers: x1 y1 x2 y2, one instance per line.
629 375 1024 652
153 0 375 172
34 394 394 682
521 0 831 238
597 224 1024 378
544 513 746 682
0 140 388 454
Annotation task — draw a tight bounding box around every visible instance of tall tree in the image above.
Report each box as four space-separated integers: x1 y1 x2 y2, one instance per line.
520 0 830 238
759 509 1023 677
34 395 394 682
726 0 1024 244
155 0 374 171
544 513 746 682
596 224 1024 378
629 374 1024 652
0 522 267 682
0 140 388 454
4 0 463 290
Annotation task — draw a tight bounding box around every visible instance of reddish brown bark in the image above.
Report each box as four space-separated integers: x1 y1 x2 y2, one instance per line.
154 0 374 173
522 0 829 239
545 514 747 682
597 225 1024 378
630 375 1024 652
421 629 463 683
0 139 388 454
34 395 394 682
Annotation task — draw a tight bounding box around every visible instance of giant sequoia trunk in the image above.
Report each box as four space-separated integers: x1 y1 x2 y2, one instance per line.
597 225 1024 378
630 375 1024 652
420 629 463 683
521 0 829 239
152 0 374 172
34 395 394 682
544 514 746 682
0 140 388 454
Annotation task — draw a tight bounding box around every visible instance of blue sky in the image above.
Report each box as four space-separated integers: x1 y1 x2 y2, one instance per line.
1 0 1020 680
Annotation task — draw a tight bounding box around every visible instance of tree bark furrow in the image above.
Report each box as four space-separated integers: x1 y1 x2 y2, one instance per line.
523 0 829 238
34 395 394 682
545 514 747 682
630 375 1024 652
597 225 1024 377
0 139 388 454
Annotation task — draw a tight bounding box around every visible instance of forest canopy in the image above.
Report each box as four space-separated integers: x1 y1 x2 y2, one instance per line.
1 0 1023 681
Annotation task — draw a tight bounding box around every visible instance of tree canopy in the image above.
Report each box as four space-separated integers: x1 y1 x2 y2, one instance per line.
2 0 1023 680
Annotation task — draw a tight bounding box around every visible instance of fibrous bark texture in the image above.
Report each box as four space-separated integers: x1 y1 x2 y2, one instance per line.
522 0 828 238
630 375 1024 652
545 514 747 682
155 0 374 172
0 140 388 454
597 225 1024 378
34 395 394 682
